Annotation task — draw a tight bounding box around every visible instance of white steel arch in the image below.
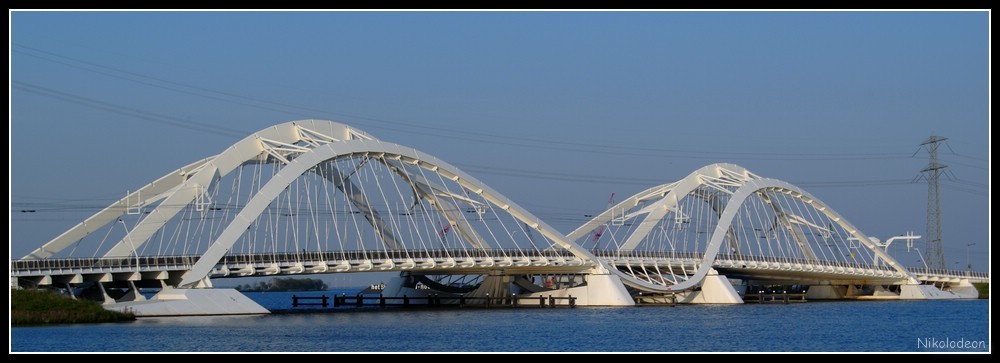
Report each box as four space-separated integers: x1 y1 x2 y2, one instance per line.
176 140 603 287
25 120 375 260
673 178 916 291
101 120 374 258
24 119 606 289
573 164 918 293
22 157 214 260
568 163 757 245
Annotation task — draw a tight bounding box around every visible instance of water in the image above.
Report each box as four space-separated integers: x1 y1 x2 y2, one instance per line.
10 291 990 352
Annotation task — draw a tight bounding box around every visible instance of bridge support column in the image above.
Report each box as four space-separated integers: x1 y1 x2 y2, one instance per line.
806 284 846 299
65 283 77 300
846 284 865 298
117 281 147 302
467 273 513 299
95 282 117 305
180 276 213 289
680 269 743 304
526 272 634 306
573 272 633 306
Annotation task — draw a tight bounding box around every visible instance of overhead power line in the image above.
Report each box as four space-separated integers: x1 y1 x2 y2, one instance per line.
13 43 928 162
12 81 246 138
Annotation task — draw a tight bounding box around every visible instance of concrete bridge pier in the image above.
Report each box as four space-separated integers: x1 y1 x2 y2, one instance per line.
104 288 269 316
673 269 744 304
522 271 634 306
116 281 147 303
806 284 847 300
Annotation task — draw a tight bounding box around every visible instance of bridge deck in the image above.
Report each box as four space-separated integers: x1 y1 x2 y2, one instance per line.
11 250 989 286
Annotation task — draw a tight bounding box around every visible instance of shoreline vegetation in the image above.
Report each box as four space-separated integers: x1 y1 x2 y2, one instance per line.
973 282 988 299
235 277 329 292
11 289 135 326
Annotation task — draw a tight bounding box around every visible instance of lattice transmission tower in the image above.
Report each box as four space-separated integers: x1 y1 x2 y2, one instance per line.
919 135 948 269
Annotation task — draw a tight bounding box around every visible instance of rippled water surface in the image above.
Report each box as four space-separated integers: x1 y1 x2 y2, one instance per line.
11 291 989 352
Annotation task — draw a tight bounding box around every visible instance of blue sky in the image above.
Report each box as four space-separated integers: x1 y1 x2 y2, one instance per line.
10 11 989 274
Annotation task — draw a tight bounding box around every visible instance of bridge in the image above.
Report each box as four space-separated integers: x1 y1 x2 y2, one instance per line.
11 120 988 315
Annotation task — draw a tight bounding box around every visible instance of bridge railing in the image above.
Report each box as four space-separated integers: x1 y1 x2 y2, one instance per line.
11 255 200 273
714 254 903 273
589 250 706 261
596 250 991 280
12 248 592 274
586 249 906 275
907 267 989 279
19 248 983 281
217 248 584 266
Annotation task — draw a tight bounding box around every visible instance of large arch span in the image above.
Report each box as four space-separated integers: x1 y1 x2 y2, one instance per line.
25 120 374 260
23 120 605 289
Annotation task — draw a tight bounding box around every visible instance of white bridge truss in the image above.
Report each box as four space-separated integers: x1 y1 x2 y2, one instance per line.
566 163 936 293
19 120 602 288
11 120 987 311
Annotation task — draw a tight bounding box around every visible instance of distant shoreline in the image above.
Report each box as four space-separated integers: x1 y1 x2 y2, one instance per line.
235 277 330 292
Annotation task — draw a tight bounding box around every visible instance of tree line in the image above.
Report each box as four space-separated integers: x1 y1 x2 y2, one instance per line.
235 277 329 292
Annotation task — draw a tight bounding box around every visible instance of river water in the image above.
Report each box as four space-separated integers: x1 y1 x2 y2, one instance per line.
10 290 990 352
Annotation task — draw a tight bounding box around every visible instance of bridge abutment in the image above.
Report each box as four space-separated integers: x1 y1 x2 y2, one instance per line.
900 283 977 299
945 280 980 299
104 288 269 316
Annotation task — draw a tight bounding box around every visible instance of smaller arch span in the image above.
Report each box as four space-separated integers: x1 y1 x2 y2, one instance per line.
573 164 918 293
